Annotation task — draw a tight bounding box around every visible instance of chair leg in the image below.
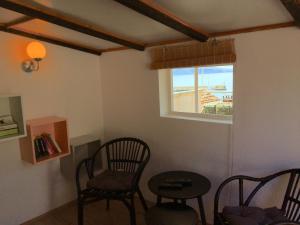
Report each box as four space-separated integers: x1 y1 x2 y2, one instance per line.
130 196 136 225
197 197 207 225
77 198 84 225
106 199 110 210
137 187 148 211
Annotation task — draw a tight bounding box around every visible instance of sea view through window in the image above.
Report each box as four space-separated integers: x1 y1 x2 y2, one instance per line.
172 65 233 116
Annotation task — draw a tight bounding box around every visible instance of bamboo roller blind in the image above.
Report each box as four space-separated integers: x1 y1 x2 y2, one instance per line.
149 39 236 70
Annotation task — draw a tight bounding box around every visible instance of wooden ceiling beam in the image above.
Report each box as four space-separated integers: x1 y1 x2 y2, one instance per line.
0 0 145 50
210 21 296 37
102 21 295 53
114 0 209 42
281 0 300 26
4 15 33 28
0 25 102 56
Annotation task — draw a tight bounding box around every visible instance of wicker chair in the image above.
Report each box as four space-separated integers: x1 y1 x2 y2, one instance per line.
214 169 300 225
76 137 150 225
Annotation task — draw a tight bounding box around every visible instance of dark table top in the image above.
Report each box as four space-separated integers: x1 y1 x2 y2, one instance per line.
148 171 211 199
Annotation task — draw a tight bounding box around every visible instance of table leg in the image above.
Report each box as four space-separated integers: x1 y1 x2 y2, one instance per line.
197 197 207 225
156 195 162 206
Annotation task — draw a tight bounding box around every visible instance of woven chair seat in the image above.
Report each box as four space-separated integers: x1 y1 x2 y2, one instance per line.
87 170 134 191
222 206 288 225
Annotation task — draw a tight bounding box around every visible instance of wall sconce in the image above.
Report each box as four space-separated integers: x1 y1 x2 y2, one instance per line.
22 41 46 73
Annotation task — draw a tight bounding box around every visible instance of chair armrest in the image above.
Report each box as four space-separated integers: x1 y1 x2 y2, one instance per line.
131 156 150 190
214 175 257 223
214 169 300 225
75 144 107 195
75 157 93 194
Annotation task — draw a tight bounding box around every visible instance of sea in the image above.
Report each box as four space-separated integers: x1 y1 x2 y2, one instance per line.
172 65 233 99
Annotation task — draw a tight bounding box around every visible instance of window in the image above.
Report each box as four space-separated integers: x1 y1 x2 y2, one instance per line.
159 65 234 123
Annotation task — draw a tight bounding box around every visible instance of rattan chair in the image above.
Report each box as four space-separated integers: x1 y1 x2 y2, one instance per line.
214 169 300 225
76 137 150 225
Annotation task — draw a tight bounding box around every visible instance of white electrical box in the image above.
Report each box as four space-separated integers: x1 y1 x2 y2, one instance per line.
60 134 101 179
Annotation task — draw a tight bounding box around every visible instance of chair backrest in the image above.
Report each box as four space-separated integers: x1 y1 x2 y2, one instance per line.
283 170 300 222
103 137 150 174
214 169 300 224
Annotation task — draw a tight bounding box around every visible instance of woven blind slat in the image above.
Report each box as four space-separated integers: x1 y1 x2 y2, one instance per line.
150 39 236 70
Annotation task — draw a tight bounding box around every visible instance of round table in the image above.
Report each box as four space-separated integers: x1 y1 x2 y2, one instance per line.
148 171 211 225
145 202 198 225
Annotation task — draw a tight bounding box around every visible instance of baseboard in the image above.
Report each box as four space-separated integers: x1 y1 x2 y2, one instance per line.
19 196 149 225
20 200 76 225
19 198 211 225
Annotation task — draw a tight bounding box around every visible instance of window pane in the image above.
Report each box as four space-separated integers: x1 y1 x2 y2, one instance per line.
172 68 195 113
198 65 233 115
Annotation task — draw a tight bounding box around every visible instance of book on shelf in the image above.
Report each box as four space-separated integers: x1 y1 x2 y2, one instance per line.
0 123 18 131
41 134 56 155
0 114 19 137
34 133 62 160
45 133 62 153
34 138 41 159
39 137 49 156
0 128 19 137
35 136 48 157
0 115 14 124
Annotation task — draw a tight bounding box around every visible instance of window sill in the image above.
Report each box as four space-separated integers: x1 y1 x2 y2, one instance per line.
160 112 232 125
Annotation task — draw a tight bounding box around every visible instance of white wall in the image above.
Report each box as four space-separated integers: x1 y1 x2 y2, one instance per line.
1 26 300 225
0 32 103 225
230 27 300 209
232 27 300 175
100 27 300 223
100 47 232 222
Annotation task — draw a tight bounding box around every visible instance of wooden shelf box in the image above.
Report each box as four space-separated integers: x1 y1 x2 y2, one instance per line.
19 116 70 164
0 95 26 142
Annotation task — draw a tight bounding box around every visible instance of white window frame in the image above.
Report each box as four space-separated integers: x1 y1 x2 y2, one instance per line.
159 64 234 124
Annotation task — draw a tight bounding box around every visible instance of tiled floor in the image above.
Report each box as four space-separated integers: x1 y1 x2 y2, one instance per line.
22 199 149 225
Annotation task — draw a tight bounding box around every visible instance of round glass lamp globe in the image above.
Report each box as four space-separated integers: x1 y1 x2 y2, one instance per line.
26 41 46 60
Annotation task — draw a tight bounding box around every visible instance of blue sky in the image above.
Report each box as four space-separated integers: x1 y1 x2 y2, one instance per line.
172 65 233 91
173 66 233 76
